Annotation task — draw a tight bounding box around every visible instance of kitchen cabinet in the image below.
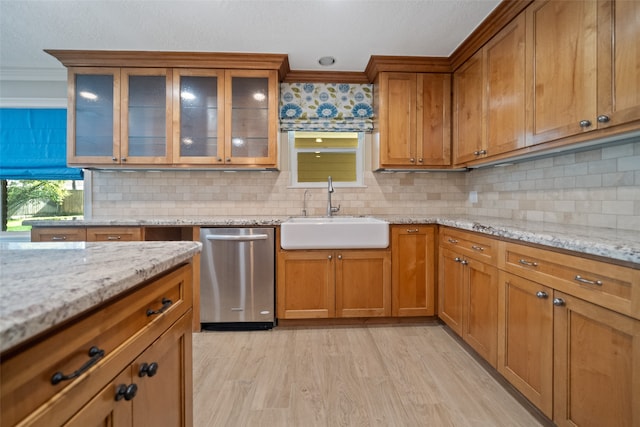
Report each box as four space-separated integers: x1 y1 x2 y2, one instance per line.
63 61 278 168
277 249 391 319
553 291 639 427
497 271 553 418
30 226 87 242
374 72 451 169
453 13 526 165
525 0 640 146
391 225 436 316
86 227 143 242
1 263 193 427
439 228 499 367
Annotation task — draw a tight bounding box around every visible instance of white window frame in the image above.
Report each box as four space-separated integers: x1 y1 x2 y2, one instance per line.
288 131 365 188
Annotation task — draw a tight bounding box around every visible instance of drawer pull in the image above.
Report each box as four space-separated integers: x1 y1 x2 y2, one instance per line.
146 298 173 317
471 245 484 252
51 346 105 385
407 228 419 233
115 383 138 401
460 259 469 266
448 238 458 244
51 236 67 241
519 259 539 267
454 257 462 263
106 235 121 240
574 275 603 286
536 291 548 299
139 362 159 378
553 298 566 306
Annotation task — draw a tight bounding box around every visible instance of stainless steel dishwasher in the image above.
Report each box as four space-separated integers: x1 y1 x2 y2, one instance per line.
199 227 275 330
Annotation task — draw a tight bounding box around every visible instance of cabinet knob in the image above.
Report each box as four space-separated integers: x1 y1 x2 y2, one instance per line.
597 115 610 123
418 158 423 163
579 120 592 128
473 151 480 156
328 255 332 260
337 254 342 260
115 383 138 401
121 157 127 162
409 158 416 163
226 158 231 162
536 291 548 299
553 298 565 306
454 257 462 263
139 362 159 378
217 158 223 162
460 259 468 265
479 149 487 155
112 157 118 162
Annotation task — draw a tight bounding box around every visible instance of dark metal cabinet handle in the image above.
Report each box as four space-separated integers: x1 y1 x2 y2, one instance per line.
597 115 610 123
536 291 548 299
579 120 592 128
115 383 138 401
51 346 105 385
139 362 159 377
454 257 462 263
146 298 173 317
553 298 565 306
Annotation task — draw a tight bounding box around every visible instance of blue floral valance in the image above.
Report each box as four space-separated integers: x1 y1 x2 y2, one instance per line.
280 83 374 132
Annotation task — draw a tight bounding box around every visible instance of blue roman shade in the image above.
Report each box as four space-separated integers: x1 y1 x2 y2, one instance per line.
0 108 83 180
279 83 374 132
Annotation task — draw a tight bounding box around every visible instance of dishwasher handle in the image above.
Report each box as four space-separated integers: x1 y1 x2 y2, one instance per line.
205 234 270 242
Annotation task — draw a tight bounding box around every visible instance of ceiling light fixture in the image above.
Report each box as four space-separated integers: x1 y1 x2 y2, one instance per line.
318 56 336 66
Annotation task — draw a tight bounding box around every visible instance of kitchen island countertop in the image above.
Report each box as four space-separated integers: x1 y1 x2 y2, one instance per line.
26 215 640 265
0 241 202 353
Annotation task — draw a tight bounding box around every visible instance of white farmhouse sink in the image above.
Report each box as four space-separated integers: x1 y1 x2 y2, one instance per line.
280 217 389 250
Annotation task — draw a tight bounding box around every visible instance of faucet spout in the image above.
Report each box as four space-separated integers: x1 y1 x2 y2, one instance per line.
326 176 340 216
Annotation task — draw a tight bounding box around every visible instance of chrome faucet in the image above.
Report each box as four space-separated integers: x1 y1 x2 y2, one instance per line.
302 189 310 216
326 176 340 217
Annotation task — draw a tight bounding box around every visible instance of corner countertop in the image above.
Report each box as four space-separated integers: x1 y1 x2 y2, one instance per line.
26 215 640 265
0 241 202 353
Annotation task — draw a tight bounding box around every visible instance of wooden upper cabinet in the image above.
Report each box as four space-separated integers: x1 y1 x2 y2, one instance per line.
57 51 283 169
484 13 526 157
67 68 121 166
172 69 225 165
453 51 484 165
597 0 640 128
224 69 278 166
376 72 451 168
454 13 526 166
121 68 173 164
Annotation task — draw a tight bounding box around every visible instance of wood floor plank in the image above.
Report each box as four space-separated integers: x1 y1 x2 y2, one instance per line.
193 324 543 427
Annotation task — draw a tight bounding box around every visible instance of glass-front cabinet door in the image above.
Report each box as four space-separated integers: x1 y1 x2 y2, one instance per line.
68 67 120 165
172 69 225 164
224 70 277 166
121 68 172 164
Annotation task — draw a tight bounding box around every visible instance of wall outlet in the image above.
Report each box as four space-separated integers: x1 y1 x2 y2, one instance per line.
469 191 478 204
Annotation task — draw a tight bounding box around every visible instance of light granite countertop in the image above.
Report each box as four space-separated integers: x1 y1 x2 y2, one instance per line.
0 241 202 353
26 215 640 265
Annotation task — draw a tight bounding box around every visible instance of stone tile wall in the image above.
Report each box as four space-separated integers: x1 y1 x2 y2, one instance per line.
91 139 640 231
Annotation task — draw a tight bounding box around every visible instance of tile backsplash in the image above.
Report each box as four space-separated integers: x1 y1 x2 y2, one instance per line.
91 139 640 231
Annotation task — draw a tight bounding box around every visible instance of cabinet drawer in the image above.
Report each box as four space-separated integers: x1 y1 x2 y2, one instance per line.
1 264 192 427
439 227 497 263
86 227 142 242
501 242 639 320
31 227 86 242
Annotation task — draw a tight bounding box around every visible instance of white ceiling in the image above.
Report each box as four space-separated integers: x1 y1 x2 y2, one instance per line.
0 0 500 80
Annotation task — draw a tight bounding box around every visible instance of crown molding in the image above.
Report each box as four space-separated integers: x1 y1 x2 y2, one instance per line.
283 70 369 84
365 56 452 81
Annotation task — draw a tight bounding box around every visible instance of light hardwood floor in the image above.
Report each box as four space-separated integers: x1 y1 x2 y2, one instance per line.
193 324 545 427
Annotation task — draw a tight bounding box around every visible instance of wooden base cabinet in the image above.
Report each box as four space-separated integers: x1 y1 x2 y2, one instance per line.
391 225 436 316
439 247 499 367
553 291 640 427
277 249 391 319
498 272 553 418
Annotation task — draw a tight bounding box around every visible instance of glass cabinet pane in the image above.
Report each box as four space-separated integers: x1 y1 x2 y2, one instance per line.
75 74 114 157
230 77 269 158
179 76 219 157
127 75 166 157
